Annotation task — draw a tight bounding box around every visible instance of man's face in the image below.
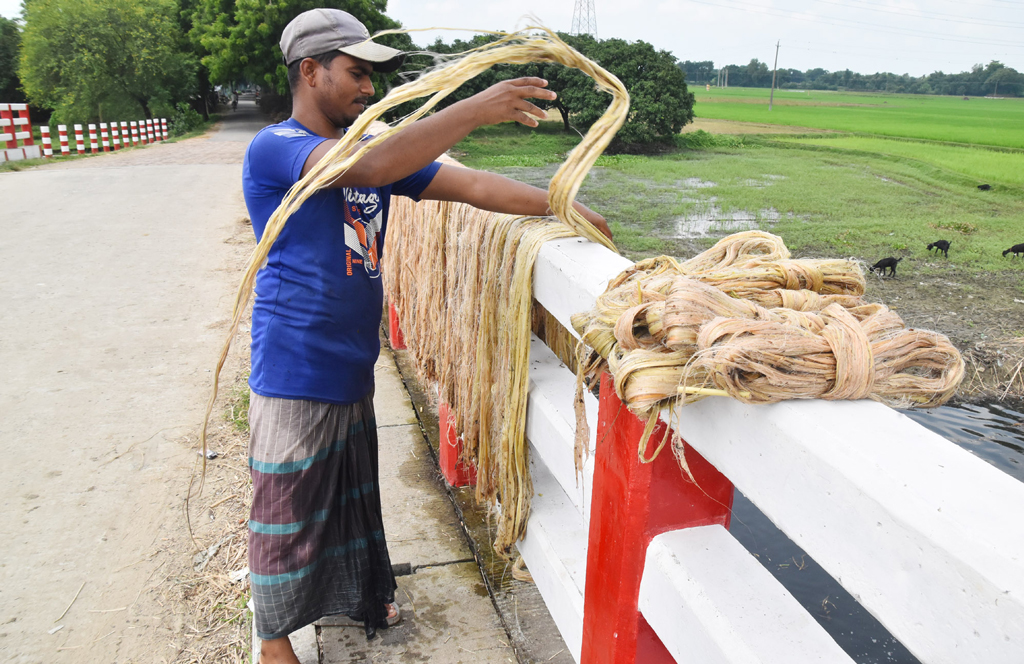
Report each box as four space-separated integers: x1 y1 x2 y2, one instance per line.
316 54 375 129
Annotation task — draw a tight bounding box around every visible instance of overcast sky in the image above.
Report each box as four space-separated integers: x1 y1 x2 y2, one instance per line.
3 0 1022 77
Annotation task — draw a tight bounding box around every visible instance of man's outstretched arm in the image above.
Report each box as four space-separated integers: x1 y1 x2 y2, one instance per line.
303 78 556 189
418 163 613 241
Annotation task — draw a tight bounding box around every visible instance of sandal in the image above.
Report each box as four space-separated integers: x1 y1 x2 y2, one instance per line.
317 603 401 628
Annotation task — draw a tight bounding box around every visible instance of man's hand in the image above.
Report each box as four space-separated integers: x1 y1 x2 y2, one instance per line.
572 201 613 241
456 78 557 129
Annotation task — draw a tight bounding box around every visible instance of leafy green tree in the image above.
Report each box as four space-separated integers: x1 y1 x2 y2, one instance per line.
986 65 1021 97
679 60 715 84
189 0 414 99
19 0 196 122
556 35 694 146
1 16 26 103
413 33 695 147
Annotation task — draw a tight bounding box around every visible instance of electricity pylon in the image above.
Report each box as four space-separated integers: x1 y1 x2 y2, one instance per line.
571 0 597 38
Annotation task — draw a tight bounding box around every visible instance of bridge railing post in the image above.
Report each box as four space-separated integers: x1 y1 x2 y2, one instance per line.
387 300 476 488
580 373 735 664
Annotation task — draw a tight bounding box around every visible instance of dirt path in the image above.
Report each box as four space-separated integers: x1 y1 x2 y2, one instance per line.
0 102 266 663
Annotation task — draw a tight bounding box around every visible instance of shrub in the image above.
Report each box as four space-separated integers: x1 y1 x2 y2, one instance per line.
168 102 205 137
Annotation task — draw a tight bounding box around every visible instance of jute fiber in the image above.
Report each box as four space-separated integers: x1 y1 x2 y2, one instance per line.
571 230 965 468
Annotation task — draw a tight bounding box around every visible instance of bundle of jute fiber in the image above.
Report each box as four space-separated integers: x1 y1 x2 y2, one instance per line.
200 27 629 553
384 199 577 554
571 231 964 467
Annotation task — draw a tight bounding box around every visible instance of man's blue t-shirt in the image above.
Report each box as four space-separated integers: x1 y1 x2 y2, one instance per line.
242 118 441 404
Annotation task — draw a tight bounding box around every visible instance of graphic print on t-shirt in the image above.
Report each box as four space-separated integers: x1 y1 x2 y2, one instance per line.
342 188 382 279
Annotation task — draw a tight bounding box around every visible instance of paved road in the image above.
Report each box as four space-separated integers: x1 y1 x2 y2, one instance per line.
0 101 267 663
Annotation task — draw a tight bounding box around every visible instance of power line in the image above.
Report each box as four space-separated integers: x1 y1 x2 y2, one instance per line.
813 0 1024 29
682 0 1024 49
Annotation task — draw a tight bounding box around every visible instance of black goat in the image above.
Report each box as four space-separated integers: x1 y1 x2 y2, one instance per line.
871 256 903 277
927 240 951 258
978 184 992 191
1003 243 1024 258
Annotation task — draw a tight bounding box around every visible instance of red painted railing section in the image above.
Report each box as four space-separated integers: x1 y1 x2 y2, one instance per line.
387 302 406 351
580 372 735 664
387 302 476 488
438 402 477 488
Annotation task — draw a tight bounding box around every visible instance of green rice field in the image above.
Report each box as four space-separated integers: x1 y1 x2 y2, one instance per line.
695 87 1024 149
769 135 1024 188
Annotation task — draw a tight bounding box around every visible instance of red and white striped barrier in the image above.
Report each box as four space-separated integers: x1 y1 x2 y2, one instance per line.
388 231 1024 664
2 106 174 161
1 103 42 162
40 125 52 157
58 125 69 156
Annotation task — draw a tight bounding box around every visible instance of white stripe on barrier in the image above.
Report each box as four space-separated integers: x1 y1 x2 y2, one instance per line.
526 335 598 519
2 145 42 161
518 446 589 662
641 527 855 664
669 397 1024 663
15 131 31 141
13 117 27 126
0 119 10 127
41 127 52 157
0 133 12 142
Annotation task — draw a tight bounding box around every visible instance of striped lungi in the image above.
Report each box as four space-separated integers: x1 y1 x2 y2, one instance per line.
248 390 396 640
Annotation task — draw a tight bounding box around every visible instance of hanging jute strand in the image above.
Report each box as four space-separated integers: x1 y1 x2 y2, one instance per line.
200 27 628 554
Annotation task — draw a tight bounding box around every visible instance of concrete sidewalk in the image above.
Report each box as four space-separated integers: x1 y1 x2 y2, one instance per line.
276 343 519 663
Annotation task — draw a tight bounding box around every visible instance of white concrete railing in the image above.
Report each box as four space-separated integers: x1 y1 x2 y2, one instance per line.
518 236 1024 664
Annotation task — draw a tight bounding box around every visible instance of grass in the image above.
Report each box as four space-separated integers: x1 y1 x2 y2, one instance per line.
451 121 1024 275
767 135 1024 188
694 87 1024 149
226 371 251 433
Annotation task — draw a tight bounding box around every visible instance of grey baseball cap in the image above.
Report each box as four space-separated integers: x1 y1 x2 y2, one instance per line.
280 9 404 72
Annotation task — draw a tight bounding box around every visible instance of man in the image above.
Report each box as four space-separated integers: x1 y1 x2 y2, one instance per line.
242 9 610 663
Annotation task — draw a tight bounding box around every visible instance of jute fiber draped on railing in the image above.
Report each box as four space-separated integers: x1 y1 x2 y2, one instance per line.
384 191 578 555
570 230 965 470
198 27 628 552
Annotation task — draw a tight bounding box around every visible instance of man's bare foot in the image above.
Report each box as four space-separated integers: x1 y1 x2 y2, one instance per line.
259 636 300 664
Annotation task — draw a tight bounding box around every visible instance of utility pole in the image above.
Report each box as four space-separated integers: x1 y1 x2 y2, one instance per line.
769 40 780 111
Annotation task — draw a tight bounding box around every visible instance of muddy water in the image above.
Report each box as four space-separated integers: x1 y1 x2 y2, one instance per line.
730 401 1024 663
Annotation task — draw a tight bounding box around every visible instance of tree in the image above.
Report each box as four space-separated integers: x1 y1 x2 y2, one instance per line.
986 65 1021 97
189 0 414 98
679 60 715 84
19 0 196 122
570 36 694 146
416 34 694 147
1 16 25 103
